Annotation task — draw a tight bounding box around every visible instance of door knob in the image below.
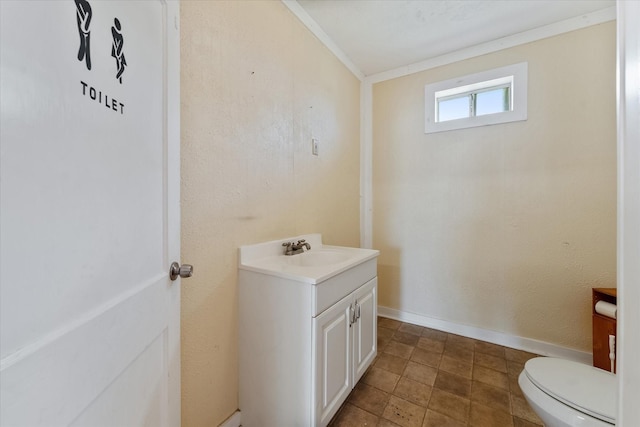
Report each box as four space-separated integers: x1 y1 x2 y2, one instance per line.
170 262 193 281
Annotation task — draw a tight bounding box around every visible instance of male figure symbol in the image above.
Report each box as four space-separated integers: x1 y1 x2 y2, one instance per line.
75 0 92 70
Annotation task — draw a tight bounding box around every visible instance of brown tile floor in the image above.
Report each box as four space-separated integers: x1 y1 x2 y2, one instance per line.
328 317 544 427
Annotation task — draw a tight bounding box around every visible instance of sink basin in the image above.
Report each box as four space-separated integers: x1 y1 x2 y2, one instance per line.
238 234 379 284
282 250 349 267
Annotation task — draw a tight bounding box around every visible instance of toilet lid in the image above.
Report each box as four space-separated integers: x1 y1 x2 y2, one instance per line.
524 357 616 424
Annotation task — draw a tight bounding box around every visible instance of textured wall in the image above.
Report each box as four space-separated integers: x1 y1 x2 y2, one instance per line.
180 1 361 425
373 23 616 353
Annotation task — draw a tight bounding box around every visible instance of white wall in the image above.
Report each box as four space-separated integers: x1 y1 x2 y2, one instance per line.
372 22 617 355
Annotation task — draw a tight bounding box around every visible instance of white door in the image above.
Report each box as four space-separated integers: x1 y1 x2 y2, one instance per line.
0 1 181 426
313 294 352 427
352 278 377 385
617 2 640 425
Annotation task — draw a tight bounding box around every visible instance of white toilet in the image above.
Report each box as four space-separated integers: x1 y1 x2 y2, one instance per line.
519 357 616 427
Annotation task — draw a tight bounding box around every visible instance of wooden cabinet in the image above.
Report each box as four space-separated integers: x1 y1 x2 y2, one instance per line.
592 288 617 373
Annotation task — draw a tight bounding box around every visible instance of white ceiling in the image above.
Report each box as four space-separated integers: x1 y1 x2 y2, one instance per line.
296 0 615 76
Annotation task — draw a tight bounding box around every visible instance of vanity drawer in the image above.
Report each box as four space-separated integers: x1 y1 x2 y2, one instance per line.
312 259 377 317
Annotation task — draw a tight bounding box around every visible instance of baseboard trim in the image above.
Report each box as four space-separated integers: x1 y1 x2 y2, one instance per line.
378 306 592 365
219 410 241 427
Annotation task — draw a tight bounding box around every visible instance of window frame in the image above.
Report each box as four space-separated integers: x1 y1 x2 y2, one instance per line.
425 62 528 134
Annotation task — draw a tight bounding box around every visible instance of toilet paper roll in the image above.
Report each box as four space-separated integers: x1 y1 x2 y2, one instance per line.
595 300 617 319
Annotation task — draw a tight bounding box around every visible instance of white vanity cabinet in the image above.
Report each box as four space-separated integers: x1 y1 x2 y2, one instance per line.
238 234 379 427
313 277 377 426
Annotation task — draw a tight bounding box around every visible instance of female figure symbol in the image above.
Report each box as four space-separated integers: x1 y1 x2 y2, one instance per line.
111 18 127 84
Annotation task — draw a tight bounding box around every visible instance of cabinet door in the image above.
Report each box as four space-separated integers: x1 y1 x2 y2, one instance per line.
352 278 377 384
593 315 617 373
312 293 352 427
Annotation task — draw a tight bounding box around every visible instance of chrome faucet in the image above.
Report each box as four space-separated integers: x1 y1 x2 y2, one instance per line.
282 239 311 255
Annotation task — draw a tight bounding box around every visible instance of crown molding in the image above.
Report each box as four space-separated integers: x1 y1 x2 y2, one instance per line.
281 0 364 81
366 6 616 84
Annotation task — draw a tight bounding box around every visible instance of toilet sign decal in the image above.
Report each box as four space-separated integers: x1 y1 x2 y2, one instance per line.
74 0 126 114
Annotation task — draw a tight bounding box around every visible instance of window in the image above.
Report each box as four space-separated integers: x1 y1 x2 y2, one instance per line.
425 62 527 133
